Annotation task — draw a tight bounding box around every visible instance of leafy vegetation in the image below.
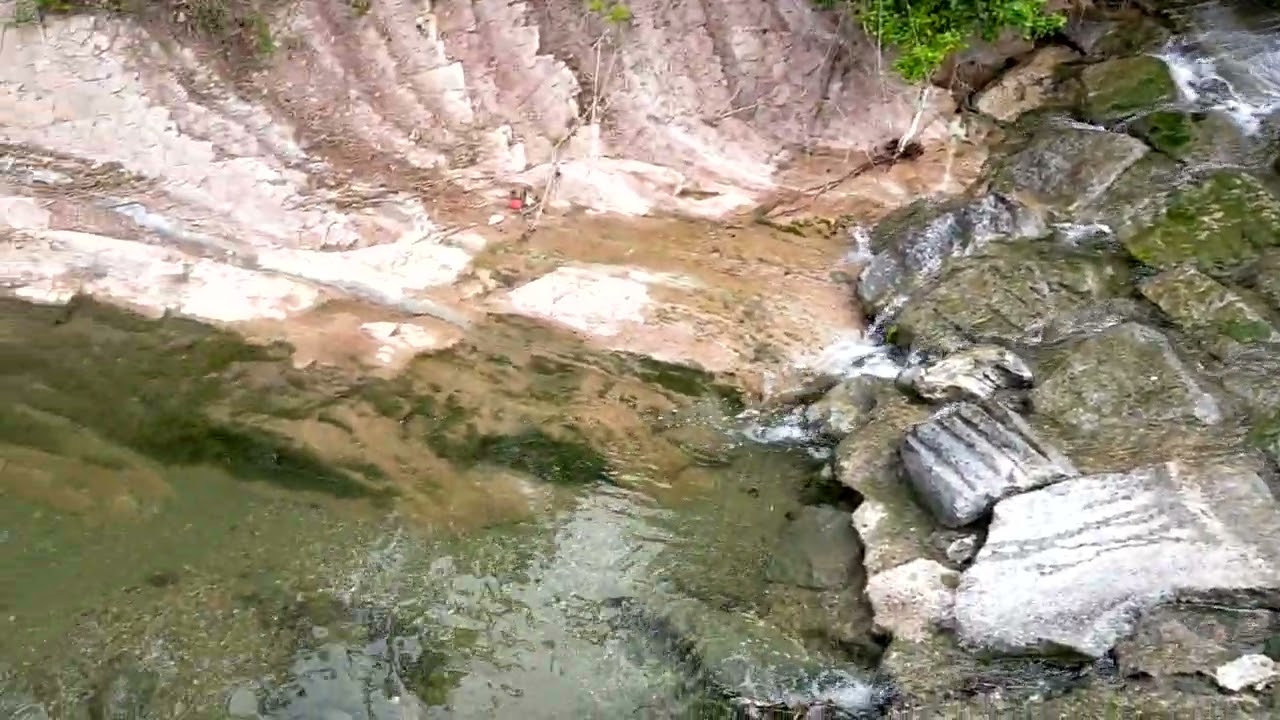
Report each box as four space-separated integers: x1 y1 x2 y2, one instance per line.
816 0 1066 81
585 0 632 24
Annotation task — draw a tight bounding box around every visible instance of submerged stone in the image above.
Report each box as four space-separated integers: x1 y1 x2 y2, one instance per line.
1078 55 1178 122
262 643 428 719
856 194 1046 316
954 456 1280 658
1122 171 1280 277
765 506 864 591
634 595 884 714
900 402 1077 528
990 122 1148 213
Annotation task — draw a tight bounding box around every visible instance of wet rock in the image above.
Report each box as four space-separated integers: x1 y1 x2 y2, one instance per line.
1139 266 1280 361
1128 109 1267 166
891 242 1135 356
896 345 1032 404
990 121 1148 213
1215 655 1278 692
974 46 1081 123
640 595 882 713
1114 604 1275 680
1122 171 1280 278
1063 12 1171 58
866 559 958 643
766 506 864 591
1076 153 1182 241
954 456 1280 658
1032 323 1224 440
900 402 1077 528
834 396 936 574
1079 55 1178 122
226 685 263 719
804 377 885 441
763 585 882 666
856 194 1047 316
934 28 1035 98
262 643 427 719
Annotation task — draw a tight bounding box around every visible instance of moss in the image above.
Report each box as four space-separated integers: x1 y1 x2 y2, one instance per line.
1123 172 1280 277
1080 55 1177 122
626 354 745 412
1129 111 1195 158
1224 318 1275 344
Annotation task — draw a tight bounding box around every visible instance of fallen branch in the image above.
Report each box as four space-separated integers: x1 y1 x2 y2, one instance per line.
754 138 924 223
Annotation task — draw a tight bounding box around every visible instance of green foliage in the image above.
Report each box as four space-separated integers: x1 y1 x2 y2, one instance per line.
586 0 631 25
816 0 1066 82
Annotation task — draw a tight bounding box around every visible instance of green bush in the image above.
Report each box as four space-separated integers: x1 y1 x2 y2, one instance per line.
818 0 1067 82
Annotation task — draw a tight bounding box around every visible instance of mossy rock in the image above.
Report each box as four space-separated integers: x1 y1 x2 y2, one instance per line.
988 121 1148 213
1139 266 1280 360
1030 323 1227 465
1122 171 1280 278
1129 110 1195 157
1130 109 1273 166
891 242 1136 357
1079 55 1178 122
1077 153 1182 242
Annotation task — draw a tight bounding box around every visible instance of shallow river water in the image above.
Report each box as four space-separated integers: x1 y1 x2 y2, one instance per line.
0 296 879 719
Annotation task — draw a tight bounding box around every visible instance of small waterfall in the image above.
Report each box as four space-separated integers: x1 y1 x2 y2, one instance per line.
1157 1 1280 134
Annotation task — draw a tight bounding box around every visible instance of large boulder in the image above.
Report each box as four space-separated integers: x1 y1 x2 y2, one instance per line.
900 402 1078 528
953 456 1280 658
856 194 1046 316
1077 55 1178 122
1127 109 1271 167
973 46 1081 123
1075 153 1182 242
866 559 959 643
890 242 1136 356
1032 323 1225 445
1122 171 1280 279
990 122 1149 213
1138 266 1280 361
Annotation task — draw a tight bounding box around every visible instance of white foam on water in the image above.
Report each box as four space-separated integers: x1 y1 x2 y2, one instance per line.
1157 9 1280 136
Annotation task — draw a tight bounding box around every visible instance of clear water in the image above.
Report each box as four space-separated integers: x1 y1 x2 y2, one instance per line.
0 297 881 719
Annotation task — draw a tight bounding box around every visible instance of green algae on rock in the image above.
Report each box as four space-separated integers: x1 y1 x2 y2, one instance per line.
1122 171 1280 277
989 121 1148 213
1078 55 1178 122
1139 266 1280 360
1128 110 1196 157
889 242 1135 356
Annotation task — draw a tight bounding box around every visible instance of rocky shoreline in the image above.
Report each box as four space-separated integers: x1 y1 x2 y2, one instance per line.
769 4 1280 713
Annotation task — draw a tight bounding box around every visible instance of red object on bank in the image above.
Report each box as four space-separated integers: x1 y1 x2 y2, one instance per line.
508 197 525 210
